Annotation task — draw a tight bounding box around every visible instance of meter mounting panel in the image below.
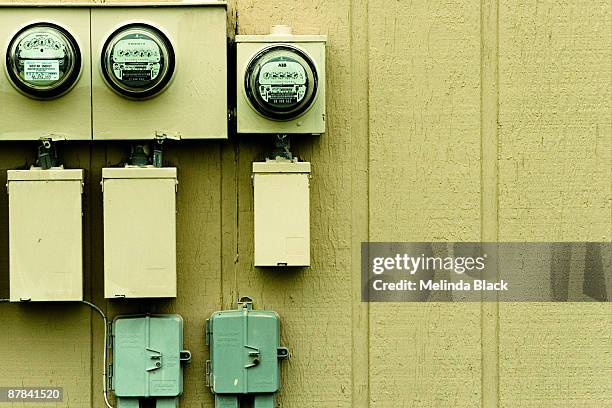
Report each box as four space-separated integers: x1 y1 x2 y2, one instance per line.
92 5 228 140
0 8 92 141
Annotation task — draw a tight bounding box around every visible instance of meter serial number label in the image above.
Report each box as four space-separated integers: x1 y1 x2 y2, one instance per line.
24 60 60 81
258 60 307 104
111 37 161 82
0 387 63 402
122 69 153 81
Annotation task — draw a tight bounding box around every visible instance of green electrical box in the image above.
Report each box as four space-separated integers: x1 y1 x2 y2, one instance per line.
111 314 191 408
206 297 288 408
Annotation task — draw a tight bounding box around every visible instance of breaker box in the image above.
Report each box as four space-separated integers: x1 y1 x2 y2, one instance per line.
206 298 288 408
0 7 91 140
111 314 191 408
7 168 84 301
253 159 311 266
103 167 177 298
237 26 326 135
91 3 227 140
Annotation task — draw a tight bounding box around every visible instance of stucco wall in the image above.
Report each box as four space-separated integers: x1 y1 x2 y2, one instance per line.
0 1 610 407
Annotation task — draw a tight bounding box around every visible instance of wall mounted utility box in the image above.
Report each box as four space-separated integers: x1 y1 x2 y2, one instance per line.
111 314 191 408
8 168 84 301
206 298 288 408
91 2 227 140
253 160 311 266
0 7 91 140
103 167 177 298
237 26 326 135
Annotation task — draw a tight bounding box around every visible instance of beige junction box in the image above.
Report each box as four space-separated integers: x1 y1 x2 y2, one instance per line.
0 7 91 141
103 167 177 298
253 160 311 266
8 168 84 301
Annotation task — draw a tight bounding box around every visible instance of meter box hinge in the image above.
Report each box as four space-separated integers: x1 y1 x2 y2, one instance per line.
206 297 288 408
110 314 189 408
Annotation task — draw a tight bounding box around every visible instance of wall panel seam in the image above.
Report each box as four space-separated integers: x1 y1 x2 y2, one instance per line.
480 0 500 406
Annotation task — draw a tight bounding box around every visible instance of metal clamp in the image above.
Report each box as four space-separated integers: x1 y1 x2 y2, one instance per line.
36 138 58 170
244 345 260 369
238 296 253 310
146 347 162 371
277 347 289 359
180 350 191 363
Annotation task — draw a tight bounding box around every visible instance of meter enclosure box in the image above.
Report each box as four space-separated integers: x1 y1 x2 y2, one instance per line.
0 7 91 140
206 299 288 408
92 3 227 140
103 167 177 299
237 27 326 135
111 314 191 408
8 169 84 301
253 160 310 266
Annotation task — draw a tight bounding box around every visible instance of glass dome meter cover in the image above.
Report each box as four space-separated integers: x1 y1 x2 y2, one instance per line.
101 23 175 99
6 22 82 99
244 44 319 120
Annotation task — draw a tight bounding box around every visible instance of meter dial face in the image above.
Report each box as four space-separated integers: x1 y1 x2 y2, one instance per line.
245 45 318 120
101 24 175 99
6 23 82 99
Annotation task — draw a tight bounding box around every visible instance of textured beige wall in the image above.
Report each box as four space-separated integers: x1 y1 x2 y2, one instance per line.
0 1 610 408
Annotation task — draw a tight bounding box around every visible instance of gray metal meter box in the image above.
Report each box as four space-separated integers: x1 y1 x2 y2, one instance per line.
253 159 311 266
205 298 288 408
111 314 191 408
7 168 84 301
0 7 91 140
91 2 228 140
237 25 326 135
103 167 177 298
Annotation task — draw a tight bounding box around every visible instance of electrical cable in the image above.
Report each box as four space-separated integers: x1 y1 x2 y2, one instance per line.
2 299 112 407
80 300 114 408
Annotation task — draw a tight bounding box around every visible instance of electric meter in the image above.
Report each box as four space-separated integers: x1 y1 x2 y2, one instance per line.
244 45 318 120
6 23 82 99
101 24 175 99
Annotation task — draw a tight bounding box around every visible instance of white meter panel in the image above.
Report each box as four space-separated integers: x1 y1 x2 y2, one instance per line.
103 167 177 298
8 169 84 302
0 9 92 140
237 29 326 135
253 160 311 267
92 5 227 140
